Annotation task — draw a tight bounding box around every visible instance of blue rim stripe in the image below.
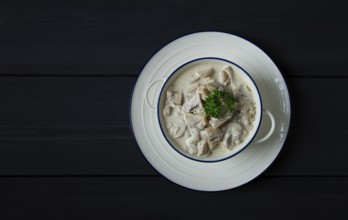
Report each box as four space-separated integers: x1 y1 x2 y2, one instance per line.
157 57 263 163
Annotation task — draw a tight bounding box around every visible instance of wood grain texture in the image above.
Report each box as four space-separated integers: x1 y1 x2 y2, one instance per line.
0 176 347 219
0 0 347 217
0 0 347 76
0 77 347 176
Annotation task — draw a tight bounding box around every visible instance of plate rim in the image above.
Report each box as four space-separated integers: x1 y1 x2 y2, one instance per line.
130 31 291 191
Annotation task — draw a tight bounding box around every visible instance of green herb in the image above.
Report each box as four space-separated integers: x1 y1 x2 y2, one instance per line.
204 90 235 119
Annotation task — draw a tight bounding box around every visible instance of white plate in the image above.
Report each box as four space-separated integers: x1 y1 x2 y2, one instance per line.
130 32 291 191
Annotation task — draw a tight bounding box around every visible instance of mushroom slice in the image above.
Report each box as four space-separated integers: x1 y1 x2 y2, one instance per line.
223 122 243 150
220 71 230 85
167 119 186 139
184 113 207 130
163 105 173 116
166 88 182 105
204 77 215 84
188 128 201 142
209 112 234 128
196 86 210 101
207 81 226 91
197 140 209 156
206 85 216 93
173 105 184 116
183 93 204 114
222 65 234 81
202 127 224 150
196 68 213 78
185 138 198 156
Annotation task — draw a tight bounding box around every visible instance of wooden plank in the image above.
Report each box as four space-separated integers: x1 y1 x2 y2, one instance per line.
0 77 348 175
0 0 347 76
269 78 348 176
0 76 155 175
0 176 347 219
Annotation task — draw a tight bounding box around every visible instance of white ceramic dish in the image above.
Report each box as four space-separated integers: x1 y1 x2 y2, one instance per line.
156 57 275 162
130 32 291 191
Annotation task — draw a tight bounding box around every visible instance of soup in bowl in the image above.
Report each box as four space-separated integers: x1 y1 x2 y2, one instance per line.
155 58 274 162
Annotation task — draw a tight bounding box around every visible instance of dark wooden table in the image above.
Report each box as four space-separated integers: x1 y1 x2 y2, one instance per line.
1 0 347 219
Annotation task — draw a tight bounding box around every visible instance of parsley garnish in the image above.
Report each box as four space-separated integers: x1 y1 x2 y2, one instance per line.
204 90 235 119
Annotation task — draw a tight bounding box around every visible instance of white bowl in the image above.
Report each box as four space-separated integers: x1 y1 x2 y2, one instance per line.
151 57 275 162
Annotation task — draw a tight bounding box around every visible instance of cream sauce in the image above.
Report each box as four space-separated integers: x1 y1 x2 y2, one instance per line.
160 59 260 160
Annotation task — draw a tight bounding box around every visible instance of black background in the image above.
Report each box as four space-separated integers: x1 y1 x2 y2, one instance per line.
0 0 347 219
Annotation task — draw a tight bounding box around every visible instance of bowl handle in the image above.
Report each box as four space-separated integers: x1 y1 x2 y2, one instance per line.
252 108 276 144
145 79 165 111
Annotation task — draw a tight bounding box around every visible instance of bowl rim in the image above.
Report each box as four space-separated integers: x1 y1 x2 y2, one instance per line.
157 57 263 163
